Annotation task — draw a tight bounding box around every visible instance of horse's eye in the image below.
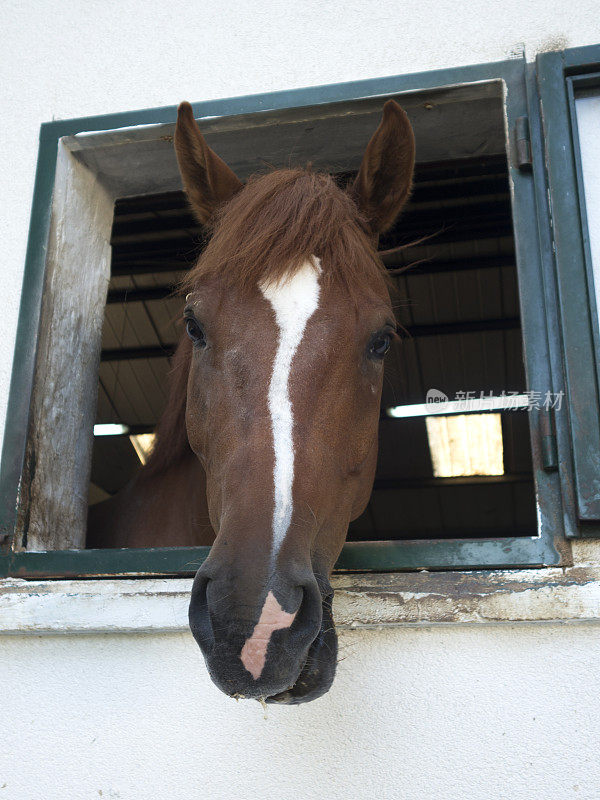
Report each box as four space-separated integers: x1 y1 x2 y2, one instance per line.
185 317 206 346
369 333 392 359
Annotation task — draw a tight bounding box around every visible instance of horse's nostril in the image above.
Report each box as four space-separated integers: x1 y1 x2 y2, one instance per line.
188 571 215 649
286 580 323 647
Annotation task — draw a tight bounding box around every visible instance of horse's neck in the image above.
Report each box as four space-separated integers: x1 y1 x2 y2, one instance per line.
86 336 215 548
87 449 215 548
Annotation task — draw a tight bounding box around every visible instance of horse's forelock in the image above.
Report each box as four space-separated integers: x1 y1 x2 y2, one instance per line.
180 167 389 299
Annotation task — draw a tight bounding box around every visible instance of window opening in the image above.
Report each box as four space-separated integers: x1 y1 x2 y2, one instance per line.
89 147 537 545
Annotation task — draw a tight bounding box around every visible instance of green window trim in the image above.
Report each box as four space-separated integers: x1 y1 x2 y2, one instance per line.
4 50 599 578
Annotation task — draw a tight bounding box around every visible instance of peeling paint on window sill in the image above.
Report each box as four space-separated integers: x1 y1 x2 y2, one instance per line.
1 565 600 634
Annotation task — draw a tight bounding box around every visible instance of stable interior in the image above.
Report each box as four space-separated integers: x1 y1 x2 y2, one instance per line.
87 79 537 544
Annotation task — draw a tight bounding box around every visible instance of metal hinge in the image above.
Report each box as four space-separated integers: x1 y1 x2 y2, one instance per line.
540 408 558 472
514 116 532 171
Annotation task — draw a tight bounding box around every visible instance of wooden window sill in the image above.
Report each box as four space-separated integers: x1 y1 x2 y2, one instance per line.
1 564 600 634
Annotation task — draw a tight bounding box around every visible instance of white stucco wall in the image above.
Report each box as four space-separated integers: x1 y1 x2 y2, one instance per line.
2 2 600 798
1 623 599 800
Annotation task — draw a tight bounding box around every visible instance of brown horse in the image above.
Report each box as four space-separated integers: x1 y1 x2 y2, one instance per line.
88 99 415 703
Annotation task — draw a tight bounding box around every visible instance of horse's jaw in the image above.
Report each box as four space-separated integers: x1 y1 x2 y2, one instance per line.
265 598 338 705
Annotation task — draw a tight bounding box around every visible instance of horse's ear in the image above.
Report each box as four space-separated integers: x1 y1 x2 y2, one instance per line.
351 100 415 235
174 101 243 225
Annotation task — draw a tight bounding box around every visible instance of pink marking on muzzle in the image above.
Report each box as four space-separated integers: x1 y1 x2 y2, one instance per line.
240 590 297 680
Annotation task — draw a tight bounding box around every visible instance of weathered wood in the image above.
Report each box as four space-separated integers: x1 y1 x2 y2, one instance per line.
2 563 600 633
63 81 505 197
15 142 114 550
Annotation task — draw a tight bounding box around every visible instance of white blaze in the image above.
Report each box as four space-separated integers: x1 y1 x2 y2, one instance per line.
259 257 322 557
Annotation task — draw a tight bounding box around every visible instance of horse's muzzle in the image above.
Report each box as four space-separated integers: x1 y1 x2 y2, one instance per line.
266 594 337 704
188 566 337 704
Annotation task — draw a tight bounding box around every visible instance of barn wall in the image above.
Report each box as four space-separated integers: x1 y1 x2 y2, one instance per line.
1 623 599 800
2 2 600 799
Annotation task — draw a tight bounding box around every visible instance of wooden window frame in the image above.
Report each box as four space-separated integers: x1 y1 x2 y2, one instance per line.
1 53 590 578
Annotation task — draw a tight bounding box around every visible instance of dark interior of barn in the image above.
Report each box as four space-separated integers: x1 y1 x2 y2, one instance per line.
87 81 537 546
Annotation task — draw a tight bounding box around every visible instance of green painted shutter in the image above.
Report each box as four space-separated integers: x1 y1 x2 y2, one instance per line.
537 48 600 533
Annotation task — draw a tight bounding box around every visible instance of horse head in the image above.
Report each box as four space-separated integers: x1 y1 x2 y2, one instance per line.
175 100 415 703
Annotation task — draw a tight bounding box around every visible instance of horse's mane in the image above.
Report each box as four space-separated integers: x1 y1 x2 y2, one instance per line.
145 167 389 479
143 333 192 478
